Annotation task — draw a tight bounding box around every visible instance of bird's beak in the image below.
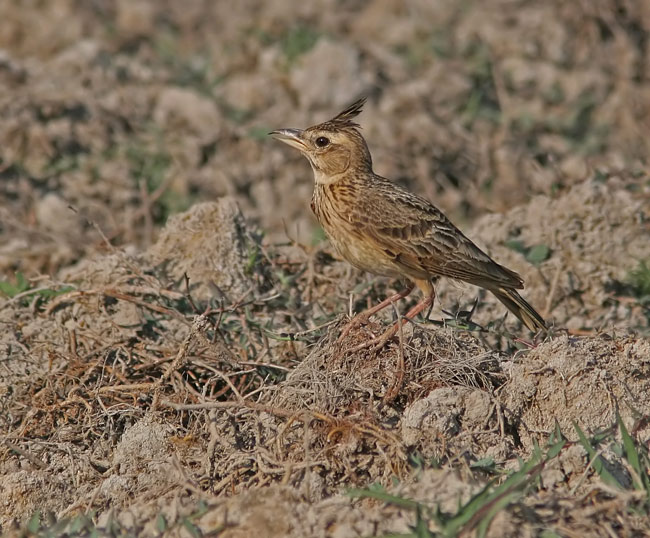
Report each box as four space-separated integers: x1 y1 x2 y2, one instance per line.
269 128 308 152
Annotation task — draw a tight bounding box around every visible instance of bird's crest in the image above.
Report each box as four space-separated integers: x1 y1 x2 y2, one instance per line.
320 97 366 130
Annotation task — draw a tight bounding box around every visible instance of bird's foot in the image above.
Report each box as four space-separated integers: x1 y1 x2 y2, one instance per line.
336 312 371 344
347 322 401 354
337 284 417 345
347 290 434 353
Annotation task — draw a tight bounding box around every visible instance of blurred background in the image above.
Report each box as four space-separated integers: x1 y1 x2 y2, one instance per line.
1 0 648 278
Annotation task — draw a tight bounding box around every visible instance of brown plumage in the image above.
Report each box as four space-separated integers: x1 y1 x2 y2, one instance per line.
271 98 546 341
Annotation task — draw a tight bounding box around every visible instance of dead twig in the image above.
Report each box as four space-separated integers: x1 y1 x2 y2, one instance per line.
2 440 47 469
152 314 211 409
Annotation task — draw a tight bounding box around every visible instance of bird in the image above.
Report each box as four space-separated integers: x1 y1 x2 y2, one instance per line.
270 97 547 349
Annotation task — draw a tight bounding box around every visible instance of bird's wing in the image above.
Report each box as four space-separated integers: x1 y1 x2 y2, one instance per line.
352 180 524 289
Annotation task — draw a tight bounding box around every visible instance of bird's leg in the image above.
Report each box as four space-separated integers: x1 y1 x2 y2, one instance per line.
349 280 435 353
337 281 415 343
424 277 439 320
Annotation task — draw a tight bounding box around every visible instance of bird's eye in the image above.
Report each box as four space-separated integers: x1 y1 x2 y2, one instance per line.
315 136 330 148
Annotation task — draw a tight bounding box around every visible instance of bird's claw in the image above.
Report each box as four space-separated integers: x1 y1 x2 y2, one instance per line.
336 313 371 343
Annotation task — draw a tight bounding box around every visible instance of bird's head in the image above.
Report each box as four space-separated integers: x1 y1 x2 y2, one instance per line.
270 97 373 184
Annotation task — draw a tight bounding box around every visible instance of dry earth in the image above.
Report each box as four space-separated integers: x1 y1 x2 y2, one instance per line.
1 1 650 537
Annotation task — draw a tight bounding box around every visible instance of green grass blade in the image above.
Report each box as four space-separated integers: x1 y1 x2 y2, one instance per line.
546 436 568 460
442 460 537 536
414 505 435 538
573 422 596 458
27 511 41 533
617 412 650 505
441 477 501 534
618 412 643 490
476 491 521 538
574 422 625 490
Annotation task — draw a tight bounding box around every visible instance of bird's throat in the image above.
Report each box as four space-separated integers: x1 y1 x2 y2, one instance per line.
311 165 345 185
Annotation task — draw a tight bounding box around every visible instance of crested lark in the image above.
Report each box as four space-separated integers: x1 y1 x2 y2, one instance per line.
271 98 547 347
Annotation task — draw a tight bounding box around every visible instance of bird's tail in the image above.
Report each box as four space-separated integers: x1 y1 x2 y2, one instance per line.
490 287 547 332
